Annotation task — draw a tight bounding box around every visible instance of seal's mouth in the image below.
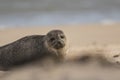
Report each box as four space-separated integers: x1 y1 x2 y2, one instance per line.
53 41 65 49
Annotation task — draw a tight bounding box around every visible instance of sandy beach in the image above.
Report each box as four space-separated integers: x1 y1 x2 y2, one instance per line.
1 24 120 46
1 24 120 80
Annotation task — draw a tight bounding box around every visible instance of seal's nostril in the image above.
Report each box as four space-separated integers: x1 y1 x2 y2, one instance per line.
58 41 62 45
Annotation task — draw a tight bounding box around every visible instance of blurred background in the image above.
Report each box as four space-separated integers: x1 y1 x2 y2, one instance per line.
1 1 120 80
0 0 120 28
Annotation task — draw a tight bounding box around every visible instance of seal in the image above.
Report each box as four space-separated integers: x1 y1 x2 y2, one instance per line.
0 30 66 70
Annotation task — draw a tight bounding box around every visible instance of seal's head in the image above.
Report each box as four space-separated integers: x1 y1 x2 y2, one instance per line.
46 30 66 50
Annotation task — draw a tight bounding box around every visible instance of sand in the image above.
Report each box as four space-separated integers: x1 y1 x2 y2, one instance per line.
1 24 120 46
0 24 120 80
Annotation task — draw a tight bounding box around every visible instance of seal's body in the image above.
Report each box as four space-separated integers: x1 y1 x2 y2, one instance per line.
0 30 66 69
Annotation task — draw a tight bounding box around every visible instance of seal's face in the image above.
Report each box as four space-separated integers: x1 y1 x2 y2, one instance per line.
46 30 66 49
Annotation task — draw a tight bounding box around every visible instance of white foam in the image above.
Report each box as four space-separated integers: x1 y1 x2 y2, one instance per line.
101 19 117 25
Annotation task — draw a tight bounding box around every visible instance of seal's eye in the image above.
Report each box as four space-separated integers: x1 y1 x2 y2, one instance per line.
60 35 65 39
50 37 55 42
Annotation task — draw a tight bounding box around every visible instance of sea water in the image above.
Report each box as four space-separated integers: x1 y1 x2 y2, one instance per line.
0 0 120 28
